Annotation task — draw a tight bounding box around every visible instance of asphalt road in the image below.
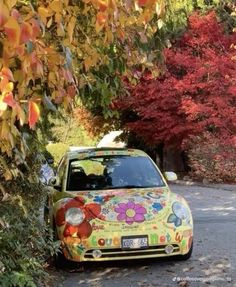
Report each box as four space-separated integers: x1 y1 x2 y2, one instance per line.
51 184 236 287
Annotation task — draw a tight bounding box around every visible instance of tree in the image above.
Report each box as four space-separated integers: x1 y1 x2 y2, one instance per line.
116 11 236 148
0 0 165 285
0 0 169 185
115 10 236 180
82 0 234 129
0 0 166 176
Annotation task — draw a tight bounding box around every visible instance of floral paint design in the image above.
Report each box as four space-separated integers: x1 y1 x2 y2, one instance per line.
55 196 101 238
68 189 169 224
152 202 163 212
114 201 147 225
146 191 164 199
93 195 104 204
93 195 114 204
167 202 190 227
167 213 182 227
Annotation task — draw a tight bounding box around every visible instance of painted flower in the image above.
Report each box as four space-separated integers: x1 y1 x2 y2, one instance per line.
167 202 189 227
152 202 163 212
114 201 147 225
94 194 114 204
94 195 104 204
101 207 109 215
55 196 101 239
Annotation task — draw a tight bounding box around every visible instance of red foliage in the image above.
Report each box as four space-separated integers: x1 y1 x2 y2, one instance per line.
116 11 236 148
187 132 236 182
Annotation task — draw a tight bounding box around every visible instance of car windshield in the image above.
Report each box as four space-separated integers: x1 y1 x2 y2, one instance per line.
67 155 165 191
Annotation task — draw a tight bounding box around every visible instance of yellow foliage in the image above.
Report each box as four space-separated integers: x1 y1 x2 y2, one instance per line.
67 16 77 43
49 0 63 13
5 0 17 9
0 1 10 26
0 0 163 158
38 7 51 24
4 16 20 46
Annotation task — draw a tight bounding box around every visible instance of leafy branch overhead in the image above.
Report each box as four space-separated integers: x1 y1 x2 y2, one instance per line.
0 0 164 159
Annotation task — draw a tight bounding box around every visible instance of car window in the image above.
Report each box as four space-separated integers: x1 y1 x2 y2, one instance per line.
67 155 165 191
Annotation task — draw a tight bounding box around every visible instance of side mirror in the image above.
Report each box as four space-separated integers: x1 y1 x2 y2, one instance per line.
164 171 178 181
48 176 61 188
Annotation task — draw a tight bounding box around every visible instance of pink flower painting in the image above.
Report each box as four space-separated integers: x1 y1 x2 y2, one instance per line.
114 201 147 225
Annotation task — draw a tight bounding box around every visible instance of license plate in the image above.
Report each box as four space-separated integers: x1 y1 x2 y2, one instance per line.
121 236 148 249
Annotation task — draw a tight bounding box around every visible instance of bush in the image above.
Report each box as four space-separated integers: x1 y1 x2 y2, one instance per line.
0 184 59 287
0 201 58 287
0 142 59 287
187 133 236 183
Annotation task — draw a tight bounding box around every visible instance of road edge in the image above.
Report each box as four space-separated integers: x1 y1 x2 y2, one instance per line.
171 180 236 192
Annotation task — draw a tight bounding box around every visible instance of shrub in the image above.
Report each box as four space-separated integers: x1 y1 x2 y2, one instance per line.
0 199 58 287
186 133 236 183
0 144 59 287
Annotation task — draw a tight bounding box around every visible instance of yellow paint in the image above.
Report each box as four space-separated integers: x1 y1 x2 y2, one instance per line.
51 148 193 262
126 209 135 217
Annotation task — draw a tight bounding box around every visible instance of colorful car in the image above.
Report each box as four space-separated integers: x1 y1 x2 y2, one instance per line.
45 148 193 264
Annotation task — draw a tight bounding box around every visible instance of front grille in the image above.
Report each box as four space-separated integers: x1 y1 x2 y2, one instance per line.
83 244 180 261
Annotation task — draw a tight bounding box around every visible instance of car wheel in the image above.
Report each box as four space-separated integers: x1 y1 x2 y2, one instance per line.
53 221 80 269
176 241 193 260
54 249 68 269
53 221 68 269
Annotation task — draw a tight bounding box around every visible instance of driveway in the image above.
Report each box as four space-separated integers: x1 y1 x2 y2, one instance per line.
51 184 236 287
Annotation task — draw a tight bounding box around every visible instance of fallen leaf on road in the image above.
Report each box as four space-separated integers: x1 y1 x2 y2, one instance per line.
178 280 189 287
166 269 175 273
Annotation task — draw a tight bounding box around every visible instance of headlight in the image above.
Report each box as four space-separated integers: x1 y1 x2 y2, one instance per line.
65 208 85 225
172 202 189 220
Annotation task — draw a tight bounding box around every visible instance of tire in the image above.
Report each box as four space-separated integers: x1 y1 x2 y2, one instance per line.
54 248 68 269
53 221 68 269
54 244 79 270
52 220 79 269
176 241 193 260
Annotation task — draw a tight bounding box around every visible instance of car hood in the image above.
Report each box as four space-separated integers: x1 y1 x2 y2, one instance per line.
53 187 171 224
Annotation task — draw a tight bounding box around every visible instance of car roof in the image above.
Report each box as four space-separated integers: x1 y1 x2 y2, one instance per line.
66 147 147 160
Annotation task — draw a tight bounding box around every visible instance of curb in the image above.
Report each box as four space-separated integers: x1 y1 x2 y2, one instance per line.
171 180 236 192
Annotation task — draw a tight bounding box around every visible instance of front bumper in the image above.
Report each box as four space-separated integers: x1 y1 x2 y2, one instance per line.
81 243 181 261
61 229 193 262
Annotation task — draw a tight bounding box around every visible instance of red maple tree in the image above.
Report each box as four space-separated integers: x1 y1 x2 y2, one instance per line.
117 11 236 149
